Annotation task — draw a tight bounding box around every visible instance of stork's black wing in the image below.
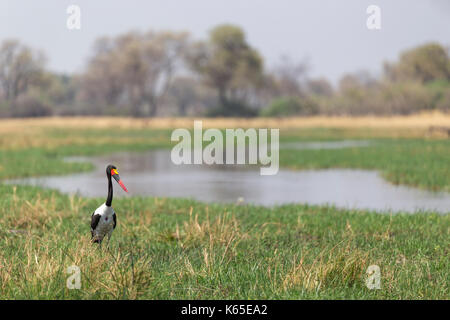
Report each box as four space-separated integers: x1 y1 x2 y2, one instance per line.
90 213 101 238
113 213 117 229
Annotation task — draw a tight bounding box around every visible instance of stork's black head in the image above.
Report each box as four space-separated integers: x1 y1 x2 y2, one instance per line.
106 164 128 192
106 164 117 176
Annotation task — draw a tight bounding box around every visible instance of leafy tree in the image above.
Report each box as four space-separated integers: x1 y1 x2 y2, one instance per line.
0 39 46 102
306 78 334 97
385 43 450 83
339 71 377 92
168 77 199 116
188 24 264 115
80 31 189 117
270 56 309 98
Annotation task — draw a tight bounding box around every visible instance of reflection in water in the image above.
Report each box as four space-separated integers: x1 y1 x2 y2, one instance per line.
7 150 450 214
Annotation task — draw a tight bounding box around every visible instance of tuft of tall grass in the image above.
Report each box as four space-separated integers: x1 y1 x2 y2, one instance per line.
283 243 370 291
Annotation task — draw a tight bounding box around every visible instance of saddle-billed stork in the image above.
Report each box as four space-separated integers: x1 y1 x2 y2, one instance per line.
91 164 128 245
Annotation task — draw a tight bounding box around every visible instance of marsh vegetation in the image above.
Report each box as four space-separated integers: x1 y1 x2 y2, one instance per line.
0 117 448 299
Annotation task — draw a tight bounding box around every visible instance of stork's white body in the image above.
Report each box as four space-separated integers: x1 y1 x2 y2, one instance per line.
91 203 116 244
90 164 126 246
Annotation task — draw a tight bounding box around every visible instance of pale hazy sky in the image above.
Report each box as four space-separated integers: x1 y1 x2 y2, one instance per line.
1 0 449 83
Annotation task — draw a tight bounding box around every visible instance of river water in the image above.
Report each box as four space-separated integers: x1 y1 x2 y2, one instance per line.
7 148 450 214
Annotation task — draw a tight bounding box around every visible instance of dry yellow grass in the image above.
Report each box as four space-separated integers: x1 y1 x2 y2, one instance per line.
173 208 243 252
283 245 370 291
0 111 449 131
0 112 448 150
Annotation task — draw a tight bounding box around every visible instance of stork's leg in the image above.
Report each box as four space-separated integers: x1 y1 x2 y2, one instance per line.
92 235 102 248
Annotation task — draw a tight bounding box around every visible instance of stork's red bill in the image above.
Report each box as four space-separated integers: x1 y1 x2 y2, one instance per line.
111 168 128 193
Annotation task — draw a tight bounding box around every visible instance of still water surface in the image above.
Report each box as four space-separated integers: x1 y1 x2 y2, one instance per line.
8 149 450 214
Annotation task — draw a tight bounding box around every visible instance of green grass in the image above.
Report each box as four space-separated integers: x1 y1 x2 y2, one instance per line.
0 125 448 299
0 184 448 299
281 138 450 192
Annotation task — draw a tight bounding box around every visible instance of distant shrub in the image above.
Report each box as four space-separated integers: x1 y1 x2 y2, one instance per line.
260 97 319 117
12 92 53 117
375 82 435 115
321 82 436 116
0 100 11 117
434 89 450 112
206 100 258 117
426 80 450 113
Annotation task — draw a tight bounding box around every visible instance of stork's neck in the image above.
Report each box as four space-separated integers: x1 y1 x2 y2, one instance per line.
106 172 113 207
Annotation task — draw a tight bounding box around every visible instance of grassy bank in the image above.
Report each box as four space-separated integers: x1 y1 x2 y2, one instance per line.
0 116 448 299
0 185 448 299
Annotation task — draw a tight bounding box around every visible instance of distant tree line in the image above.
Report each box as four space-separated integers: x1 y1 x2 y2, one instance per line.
0 24 449 118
